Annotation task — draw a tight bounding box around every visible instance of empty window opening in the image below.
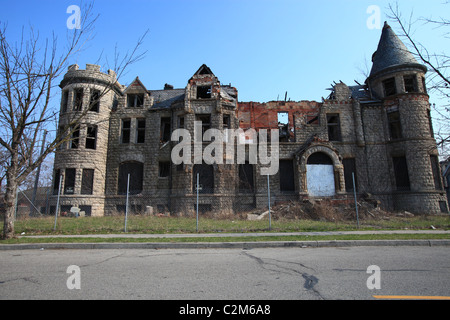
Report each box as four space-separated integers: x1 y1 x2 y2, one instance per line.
196 114 211 136
193 163 214 194
343 158 357 192
62 90 69 113
422 77 427 93
71 126 80 149
403 75 417 93
89 89 100 112
53 169 61 195
439 201 448 213
81 169 94 195
79 205 92 216
388 111 402 140
278 112 290 142
223 114 230 130
279 159 295 192
239 162 254 193
194 204 212 215
159 161 171 178
118 161 144 195
73 88 83 111
327 114 341 141
121 119 131 144
64 168 76 195
393 156 410 191
178 116 185 129
383 77 397 96
430 155 443 190
85 125 97 150
136 119 146 143
197 86 212 99
427 109 434 137
160 117 171 143
127 93 144 108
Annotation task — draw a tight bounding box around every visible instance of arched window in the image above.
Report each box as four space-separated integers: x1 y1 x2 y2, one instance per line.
118 161 144 195
306 152 335 197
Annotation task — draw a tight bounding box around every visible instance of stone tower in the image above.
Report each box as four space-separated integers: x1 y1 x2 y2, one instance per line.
366 22 447 213
51 64 121 216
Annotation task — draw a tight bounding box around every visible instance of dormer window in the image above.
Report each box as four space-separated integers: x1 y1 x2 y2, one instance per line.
127 93 144 108
197 86 212 99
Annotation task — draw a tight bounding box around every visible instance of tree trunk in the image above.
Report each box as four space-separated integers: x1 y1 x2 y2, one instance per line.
2 169 18 240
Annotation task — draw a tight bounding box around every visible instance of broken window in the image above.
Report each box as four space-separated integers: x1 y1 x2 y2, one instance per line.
306 113 319 125
61 90 69 113
193 163 214 194
387 110 402 140
422 77 427 93
430 155 443 190
85 125 97 150
136 118 146 143
327 114 341 141
121 119 131 144
197 86 212 99
403 75 417 93
343 158 357 192
64 168 76 194
118 161 144 195
178 116 185 129
278 112 289 142
383 77 397 97
70 126 80 149
223 114 230 129
279 159 295 192
393 156 410 191
196 114 211 136
127 93 144 108
81 169 94 195
79 205 92 216
73 88 83 111
159 162 171 178
160 117 171 143
239 162 254 193
89 89 100 112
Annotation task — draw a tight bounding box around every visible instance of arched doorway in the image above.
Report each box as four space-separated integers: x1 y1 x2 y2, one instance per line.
306 152 335 197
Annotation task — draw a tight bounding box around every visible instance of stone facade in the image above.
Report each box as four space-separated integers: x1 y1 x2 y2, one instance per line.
50 23 448 216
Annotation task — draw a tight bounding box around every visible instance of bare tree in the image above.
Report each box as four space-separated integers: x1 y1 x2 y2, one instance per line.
0 3 147 239
387 2 450 158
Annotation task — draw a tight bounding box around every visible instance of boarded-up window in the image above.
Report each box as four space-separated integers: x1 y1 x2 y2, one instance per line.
327 114 341 141
64 168 76 194
279 159 295 192
81 169 94 195
393 156 410 190
343 158 357 192
307 153 335 197
118 161 144 195
430 155 443 190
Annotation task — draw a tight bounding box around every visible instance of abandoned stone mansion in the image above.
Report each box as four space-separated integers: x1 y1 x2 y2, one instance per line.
50 22 448 216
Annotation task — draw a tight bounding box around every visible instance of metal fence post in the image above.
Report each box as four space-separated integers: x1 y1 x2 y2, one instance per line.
53 174 63 231
196 173 199 233
267 174 271 230
124 173 130 232
352 172 359 229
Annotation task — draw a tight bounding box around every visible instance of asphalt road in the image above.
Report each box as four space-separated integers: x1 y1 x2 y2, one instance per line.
0 246 449 301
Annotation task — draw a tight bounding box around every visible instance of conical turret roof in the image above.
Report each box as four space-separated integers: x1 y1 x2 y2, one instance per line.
369 22 426 78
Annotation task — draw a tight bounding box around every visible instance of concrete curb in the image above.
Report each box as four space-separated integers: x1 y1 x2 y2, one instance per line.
1 239 450 250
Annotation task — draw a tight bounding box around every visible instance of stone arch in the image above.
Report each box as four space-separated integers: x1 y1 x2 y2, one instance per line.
298 145 345 196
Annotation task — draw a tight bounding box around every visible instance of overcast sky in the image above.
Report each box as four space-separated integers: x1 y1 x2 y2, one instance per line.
1 0 449 104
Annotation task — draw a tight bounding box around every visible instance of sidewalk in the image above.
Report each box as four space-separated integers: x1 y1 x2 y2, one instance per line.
1 229 448 250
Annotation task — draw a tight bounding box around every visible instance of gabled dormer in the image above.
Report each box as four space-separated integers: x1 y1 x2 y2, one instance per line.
124 76 149 108
188 64 220 100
